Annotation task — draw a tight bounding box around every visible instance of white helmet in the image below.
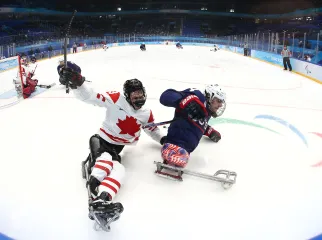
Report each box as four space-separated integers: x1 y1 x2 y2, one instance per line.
204 84 226 117
58 57 64 64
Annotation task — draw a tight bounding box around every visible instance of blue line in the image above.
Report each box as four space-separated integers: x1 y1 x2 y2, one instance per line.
0 89 17 99
0 233 14 240
310 233 322 240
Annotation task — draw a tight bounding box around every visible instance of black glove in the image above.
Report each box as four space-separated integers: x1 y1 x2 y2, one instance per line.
205 126 221 142
179 95 208 120
59 67 85 89
160 136 167 145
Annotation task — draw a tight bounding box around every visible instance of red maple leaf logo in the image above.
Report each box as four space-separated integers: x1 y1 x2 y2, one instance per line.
116 116 141 137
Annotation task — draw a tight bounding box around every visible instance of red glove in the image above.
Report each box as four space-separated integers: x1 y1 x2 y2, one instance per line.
179 95 208 120
204 126 221 142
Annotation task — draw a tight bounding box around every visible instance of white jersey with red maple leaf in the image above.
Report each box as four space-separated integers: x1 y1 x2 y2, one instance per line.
73 84 163 145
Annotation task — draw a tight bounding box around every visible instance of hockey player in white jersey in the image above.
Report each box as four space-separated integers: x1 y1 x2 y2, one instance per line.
103 44 108 51
59 64 165 229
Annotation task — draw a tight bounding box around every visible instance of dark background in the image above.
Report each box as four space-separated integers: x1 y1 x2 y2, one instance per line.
1 0 322 13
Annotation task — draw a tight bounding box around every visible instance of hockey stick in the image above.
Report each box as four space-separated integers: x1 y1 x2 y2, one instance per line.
142 114 207 129
31 64 38 75
37 83 56 89
142 119 177 129
64 10 77 94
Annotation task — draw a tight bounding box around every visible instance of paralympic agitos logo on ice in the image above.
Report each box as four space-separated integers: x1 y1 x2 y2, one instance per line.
209 114 322 167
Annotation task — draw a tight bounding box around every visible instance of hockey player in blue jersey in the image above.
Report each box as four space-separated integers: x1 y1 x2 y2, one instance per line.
57 58 81 85
176 42 183 49
159 84 226 169
140 43 146 51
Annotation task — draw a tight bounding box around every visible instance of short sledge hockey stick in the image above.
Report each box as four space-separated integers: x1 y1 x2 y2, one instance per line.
37 83 56 89
142 119 177 129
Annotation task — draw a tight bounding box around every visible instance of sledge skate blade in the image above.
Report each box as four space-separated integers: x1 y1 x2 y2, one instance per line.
155 170 183 181
93 214 111 232
154 161 183 181
90 210 121 232
153 161 237 188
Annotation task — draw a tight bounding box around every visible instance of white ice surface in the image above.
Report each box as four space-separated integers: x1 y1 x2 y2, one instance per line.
1 45 322 240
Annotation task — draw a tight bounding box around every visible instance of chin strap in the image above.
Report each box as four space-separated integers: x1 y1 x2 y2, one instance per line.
130 97 146 109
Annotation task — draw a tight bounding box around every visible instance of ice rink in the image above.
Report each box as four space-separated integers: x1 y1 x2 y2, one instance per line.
1 45 322 240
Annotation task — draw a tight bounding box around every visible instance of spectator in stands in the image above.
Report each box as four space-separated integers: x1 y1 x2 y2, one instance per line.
281 45 292 71
35 48 40 59
28 48 34 56
48 45 53 58
307 55 312 62
304 55 311 62
299 41 303 48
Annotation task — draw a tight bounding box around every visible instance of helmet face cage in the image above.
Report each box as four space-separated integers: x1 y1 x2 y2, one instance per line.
123 79 147 109
214 102 226 117
204 84 226 118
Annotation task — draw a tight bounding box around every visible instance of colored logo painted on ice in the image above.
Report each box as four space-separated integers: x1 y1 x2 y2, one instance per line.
254 115 308 146
209 114 322 167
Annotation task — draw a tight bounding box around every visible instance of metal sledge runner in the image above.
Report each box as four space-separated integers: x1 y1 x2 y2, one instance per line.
154 161 237 189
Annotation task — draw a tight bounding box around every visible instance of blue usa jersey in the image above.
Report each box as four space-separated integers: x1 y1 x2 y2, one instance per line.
159 88 211 153
57 61 81 75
